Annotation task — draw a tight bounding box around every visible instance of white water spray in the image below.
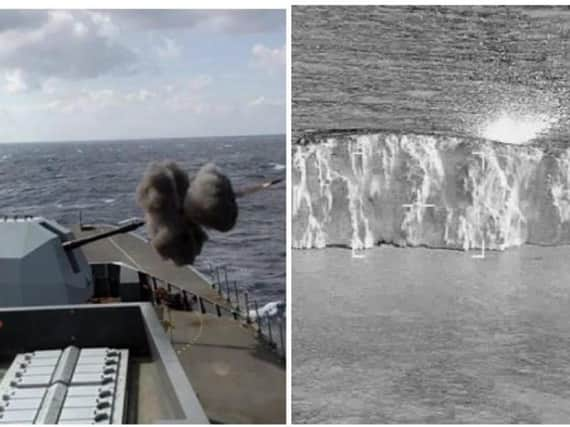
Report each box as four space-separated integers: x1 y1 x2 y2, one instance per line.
479 111 558 145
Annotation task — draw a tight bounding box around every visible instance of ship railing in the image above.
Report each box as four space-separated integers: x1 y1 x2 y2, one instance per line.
205 263 286 359
90 262 286 361
0 215 38 222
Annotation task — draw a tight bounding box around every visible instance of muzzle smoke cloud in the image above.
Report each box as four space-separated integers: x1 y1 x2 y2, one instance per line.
136 161 237 266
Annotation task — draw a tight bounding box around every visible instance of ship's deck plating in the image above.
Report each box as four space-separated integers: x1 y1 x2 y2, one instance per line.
71 225 223 304
71 225 286 424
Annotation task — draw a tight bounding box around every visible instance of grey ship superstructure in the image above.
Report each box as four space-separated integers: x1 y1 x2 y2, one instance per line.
0 216 285 424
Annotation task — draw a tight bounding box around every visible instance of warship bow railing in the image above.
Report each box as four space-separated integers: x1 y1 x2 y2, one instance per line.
90 262 286 361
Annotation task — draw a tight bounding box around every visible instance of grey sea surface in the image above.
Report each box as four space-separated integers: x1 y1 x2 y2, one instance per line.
0 135 285 305
293 6 570 145
293 246 570 423
292 5 570 423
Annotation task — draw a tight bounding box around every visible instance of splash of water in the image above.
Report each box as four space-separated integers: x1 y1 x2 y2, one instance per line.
479 112 558 145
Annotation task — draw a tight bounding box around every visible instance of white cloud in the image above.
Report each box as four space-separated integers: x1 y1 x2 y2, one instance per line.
159 76 216 112
188 75 212 91
44 88 117 114
89 88 114 103
3 69 28 93
125 88 155 102
108 10 284 34
0 11 136 82
31 75 213 116
40 77 62 95
90 12 119 39
251 43 285 73
0 10 285 141
0 11 48 32
248 96 284 108
0 10 285 92
249 96 266 107
154 36 181 59
72 21 88 38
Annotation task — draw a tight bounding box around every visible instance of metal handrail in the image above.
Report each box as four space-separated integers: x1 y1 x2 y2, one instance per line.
90 262 286 359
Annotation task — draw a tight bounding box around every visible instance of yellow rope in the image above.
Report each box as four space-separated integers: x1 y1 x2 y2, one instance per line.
108 236 205 354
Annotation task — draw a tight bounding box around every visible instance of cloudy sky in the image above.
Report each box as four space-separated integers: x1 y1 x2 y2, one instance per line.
0 10 285 143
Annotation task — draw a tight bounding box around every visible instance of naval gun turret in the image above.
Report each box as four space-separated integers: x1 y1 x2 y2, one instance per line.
0 217 143 308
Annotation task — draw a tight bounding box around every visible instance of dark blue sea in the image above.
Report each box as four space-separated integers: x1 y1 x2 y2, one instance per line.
0 134 285 305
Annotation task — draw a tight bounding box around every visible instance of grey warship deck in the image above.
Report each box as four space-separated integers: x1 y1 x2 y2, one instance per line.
71 224 286 424
71 225 224 304
170 311 286 424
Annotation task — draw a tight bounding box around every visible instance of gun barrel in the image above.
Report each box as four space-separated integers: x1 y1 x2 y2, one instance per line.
235 177 284 198
62 176 281 251
63 220 145 251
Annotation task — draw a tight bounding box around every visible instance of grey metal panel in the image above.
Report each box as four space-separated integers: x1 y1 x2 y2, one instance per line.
0 303 208 424
29 350 62 359
0 408 37 423
58 407 114 423
0 222 35 258
139 303 209 424
0 305 149 356
119 265 140 283
34 383 68 424
51 345 79 385
15 375 53 388
0 218 93 308
0 398 43 411
65 385 109 397
0 260 22 306
0 355 32 391
1 388 46 400
1 351 61 389
112 348 128 424
0 346 129 424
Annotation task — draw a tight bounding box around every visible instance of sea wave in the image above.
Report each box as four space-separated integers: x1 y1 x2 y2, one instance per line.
0 136 285 305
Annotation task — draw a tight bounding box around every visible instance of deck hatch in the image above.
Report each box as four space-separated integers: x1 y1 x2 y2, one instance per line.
0 347 128 424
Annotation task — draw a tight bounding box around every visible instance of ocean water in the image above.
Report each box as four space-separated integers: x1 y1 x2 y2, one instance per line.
293 246 570 423
293 6 570 145
0 135 285 305
292 5 570 424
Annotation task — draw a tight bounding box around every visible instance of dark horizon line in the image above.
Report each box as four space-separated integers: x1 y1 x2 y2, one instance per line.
0 132 285 145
